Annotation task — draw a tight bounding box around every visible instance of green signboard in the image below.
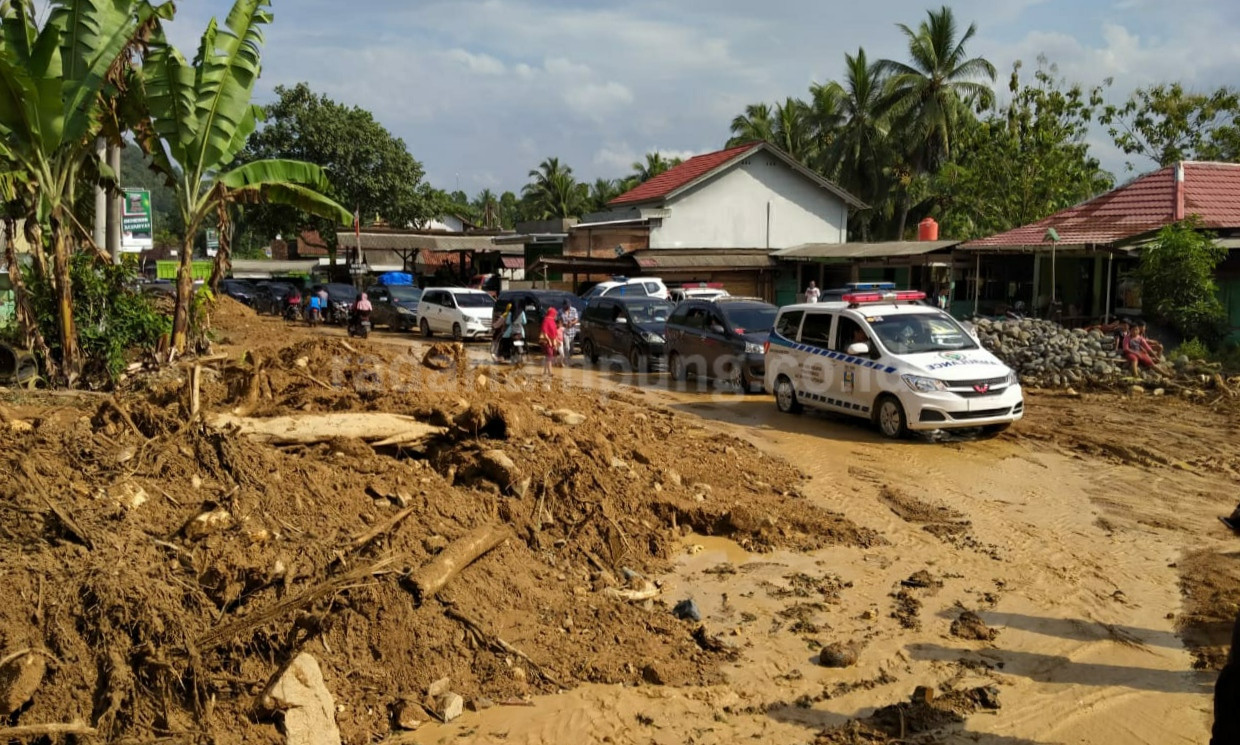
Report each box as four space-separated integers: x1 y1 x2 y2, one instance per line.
122 188 153 252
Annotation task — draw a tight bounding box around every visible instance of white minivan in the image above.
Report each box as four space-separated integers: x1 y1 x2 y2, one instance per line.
417 288 496 340
764 290 1023 438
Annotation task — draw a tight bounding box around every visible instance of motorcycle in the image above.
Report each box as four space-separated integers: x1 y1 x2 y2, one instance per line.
283 302 302 322
347 310 372 339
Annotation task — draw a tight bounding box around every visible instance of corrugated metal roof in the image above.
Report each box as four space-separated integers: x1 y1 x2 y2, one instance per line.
338 231 503 251
775 241 958 259
501 256 524 269
963 162 1240 249
632 249 775 269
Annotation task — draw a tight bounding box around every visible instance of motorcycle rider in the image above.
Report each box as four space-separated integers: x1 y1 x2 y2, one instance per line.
349 292 373 333
502 303 527 362
285 287 303 320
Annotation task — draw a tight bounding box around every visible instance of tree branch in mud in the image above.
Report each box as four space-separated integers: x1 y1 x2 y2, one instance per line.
404 524 512 607
0 722 97 739
443 604 567 690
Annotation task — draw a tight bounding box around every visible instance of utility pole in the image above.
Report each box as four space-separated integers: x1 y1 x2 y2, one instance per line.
93 137 106 249
106 143 122 264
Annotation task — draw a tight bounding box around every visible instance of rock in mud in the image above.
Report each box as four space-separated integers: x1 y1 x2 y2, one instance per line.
423 534 449 554
817 641 860 668
434 692 464 723
427 677 451 698
183 507 233 540
950 610 997 641
548 409 587 426
911 685 935 704
0 651 47 715
393 699 422 730
260 653 341 745
479 450 527 497
901 570 939 589
673 599 702 622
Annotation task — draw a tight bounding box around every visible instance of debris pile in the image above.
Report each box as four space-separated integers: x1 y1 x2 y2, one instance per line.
0 300 878 744
972 317 1125 388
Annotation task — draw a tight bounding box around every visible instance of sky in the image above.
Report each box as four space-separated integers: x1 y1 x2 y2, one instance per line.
159 0 1240 196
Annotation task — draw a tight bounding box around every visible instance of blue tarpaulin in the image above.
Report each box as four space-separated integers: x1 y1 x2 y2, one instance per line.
377 272 414 286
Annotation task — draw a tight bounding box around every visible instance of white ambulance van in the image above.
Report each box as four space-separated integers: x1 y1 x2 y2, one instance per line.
764 289 1023 438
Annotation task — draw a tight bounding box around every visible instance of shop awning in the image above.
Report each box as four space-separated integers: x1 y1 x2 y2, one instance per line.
631 249 774 269
775 241 958 260
528 255 640 274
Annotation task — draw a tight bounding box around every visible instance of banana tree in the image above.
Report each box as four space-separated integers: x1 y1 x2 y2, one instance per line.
138 0 350 353
0 0 172 384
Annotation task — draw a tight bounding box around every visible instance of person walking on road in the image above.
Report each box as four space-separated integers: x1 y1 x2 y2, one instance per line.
540 307 560 376
805 281 820 303
560 300 580 362
1213 610 1240 744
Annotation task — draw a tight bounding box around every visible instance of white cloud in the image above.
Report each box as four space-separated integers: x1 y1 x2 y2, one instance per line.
445 48 507 75
563 81 635 121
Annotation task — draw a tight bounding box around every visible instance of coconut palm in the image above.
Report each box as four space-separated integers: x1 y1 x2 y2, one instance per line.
824 48 892 239
521 157 588 219
137 0 350 352
588 178 623 211
727 103 775 147
878 5 996 236
0 0 173 383
771 97 813 163
805 83 845 170
631 152 682 183
474 188 500 229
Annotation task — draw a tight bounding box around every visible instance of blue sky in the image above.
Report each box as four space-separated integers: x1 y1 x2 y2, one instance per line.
161 0 1240 195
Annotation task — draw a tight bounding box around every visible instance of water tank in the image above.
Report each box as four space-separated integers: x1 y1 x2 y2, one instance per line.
918 217 939 241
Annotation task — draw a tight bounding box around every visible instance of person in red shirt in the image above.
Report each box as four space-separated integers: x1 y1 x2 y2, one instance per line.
540 307 560 376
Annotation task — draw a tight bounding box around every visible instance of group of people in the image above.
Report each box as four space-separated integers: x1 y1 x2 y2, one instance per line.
1107 319 1169 377
490 300 580 375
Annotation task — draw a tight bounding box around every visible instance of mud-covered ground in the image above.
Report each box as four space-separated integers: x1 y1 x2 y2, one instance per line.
2 299 1237 745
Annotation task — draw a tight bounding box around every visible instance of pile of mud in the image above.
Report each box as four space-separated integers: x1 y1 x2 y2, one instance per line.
0 301 877 744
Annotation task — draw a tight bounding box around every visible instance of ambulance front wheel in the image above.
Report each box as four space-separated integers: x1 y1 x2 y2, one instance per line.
875 395 908 439
774 376 802 414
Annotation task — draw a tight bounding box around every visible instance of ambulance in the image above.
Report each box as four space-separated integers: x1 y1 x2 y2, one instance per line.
764 289 1023 438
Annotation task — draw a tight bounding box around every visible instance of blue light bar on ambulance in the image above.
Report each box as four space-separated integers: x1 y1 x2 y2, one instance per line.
842 290 926 305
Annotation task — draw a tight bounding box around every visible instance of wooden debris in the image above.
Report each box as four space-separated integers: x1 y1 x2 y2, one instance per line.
0 722 97 739
209 412 445 446
443 605 567 689
405 525 512 606
349 507 416 552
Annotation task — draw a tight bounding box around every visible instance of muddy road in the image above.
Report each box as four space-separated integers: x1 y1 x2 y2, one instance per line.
320 328 1239 745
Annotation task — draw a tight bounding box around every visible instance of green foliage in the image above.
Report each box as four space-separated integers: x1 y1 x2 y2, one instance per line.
1174 338 1211 362
240 82 437 248
934 61 1113 239
631 152 682 184
1101 83 1240 169
521 157 588 219
1137 219 1229 346
25 254 170 381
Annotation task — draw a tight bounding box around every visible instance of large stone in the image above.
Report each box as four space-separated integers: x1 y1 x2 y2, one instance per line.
548 409 587 426
817 641 860 668
479 450 527 497
0 651 46 715
260 653 341 745
435 692 464 723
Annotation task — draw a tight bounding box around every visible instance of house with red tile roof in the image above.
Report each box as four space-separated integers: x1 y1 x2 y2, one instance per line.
561 142 863 299
958 162 1240 330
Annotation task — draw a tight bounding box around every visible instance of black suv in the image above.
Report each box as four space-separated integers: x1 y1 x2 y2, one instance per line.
495 290 585 341
579 296 674 372
665 298 778 392
366 284 423 331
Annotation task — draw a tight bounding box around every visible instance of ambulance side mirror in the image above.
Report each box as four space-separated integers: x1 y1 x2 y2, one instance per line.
846 342 871 357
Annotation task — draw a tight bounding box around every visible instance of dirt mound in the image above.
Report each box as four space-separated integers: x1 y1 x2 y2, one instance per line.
0 313 876 744
814 686 1001 744
1177 549 1240 669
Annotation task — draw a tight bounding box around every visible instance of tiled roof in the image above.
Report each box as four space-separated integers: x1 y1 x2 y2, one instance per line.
964 162 1240 248
609 143 761 206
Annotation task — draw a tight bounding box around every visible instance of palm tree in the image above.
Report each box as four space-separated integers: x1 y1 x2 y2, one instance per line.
0 0 173 384
138 0 350 352
824 48 892 240
631 152 682 183
474 188 500 229
806 83 845 171
878 5 996 236
521 157 588 219
772 97 813 163
589 178 623 211
727 103 775 147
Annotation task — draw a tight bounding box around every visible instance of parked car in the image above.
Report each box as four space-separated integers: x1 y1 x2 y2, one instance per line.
416 287 496 340
366 284 423 331
579 296 675 372
494 290 586 341
665 297 777 392
669 283 729 303
582 276 670 301
307 283 360 325
764 289 1024 438
220 279 257 306
252 282 296 315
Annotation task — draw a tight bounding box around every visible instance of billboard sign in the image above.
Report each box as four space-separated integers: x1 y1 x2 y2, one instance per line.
121 188 152 252
205 228 220 258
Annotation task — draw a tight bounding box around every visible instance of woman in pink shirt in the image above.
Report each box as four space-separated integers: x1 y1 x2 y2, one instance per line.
540 307 560 376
